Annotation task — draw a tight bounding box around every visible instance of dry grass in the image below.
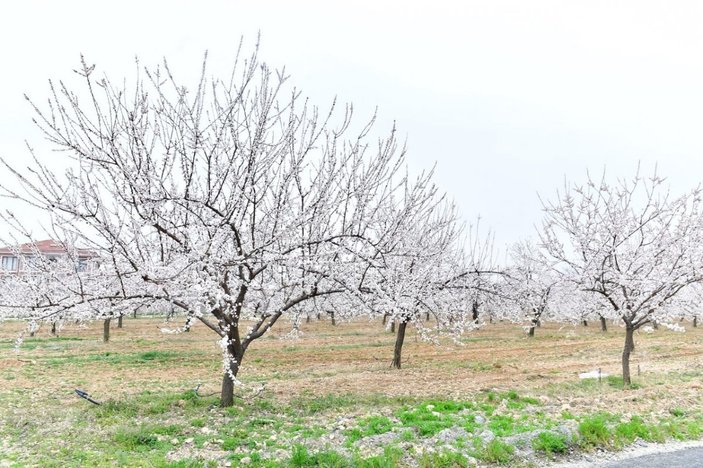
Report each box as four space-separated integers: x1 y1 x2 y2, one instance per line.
1 316 702 416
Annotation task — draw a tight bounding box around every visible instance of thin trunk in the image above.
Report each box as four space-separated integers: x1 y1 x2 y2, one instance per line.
390 320 396 333
622 324 635 387
51 321 57 336
425 311 430 321
117 315 123 328
329 311 336 326
472 302 479 323
391 320 408 369
652 321 659 330
582 320 588 327
382 313 388 326
600 316 607 332
317 313 321 320
220 325 244 407
306 315 311 324
132 309 137 319
694 316 698 328
220 356 242 408
103 318 111 343
528 315 539 337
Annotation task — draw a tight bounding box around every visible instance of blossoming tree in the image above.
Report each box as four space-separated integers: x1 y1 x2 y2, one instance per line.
539 171 703 385
0 43 449 406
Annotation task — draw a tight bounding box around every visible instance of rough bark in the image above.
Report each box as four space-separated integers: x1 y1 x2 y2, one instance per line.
622 324 635 386
391 320 408 369
220 325 244 407
103 317 111 342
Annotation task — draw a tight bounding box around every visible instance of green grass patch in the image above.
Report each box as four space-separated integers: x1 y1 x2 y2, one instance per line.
476 439 515 464
345 415 394 443
578 414 613 447
532 431 569 455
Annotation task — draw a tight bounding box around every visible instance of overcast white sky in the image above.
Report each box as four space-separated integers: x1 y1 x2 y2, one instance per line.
1 0 703 247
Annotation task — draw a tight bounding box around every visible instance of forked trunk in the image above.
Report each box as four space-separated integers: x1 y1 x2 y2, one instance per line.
600 316 607 332
391 320 408 369
117 315 123 328
622 324 635 387
103 318 111 342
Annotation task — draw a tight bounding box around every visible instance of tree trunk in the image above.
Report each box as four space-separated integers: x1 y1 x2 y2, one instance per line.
103 318 111 343
382 313 388 326
600 316 608 332
391 320 408 369
117 315 123 328
51 321 57 336
220 325 244 407
472 302 479 323
329 311 336 326
652 321 659 330
306 315 311 324
425 311 430 321
133 309 137 319
528 325 536 337
622 324 635 387
390 320 396 333
582 320 588 327
220 356 242 407
694 316 698 328
317 313 321 320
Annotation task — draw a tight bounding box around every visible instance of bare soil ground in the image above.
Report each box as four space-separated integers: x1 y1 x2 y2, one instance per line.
1 317 702 416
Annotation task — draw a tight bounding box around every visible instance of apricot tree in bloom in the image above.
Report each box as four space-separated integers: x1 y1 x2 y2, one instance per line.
0 42 445 406
500 240 559 337
539 171 703 385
